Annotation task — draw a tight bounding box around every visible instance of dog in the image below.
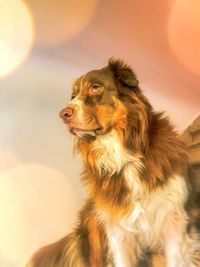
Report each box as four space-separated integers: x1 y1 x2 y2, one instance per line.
27 59 200 267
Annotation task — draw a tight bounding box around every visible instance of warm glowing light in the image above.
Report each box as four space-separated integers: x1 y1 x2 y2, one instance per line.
0 0 33 79
168 0 200 74
0 150 20 173
0 164 78 266
25 0 98 46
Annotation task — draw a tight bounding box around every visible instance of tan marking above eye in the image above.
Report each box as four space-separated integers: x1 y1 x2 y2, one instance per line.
84 81 91 88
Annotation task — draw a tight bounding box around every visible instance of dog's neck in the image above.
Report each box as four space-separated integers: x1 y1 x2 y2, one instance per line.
77 130 145 209
78 130 143 177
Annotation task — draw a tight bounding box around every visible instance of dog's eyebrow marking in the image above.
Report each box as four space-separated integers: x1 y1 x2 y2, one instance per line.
83 81 91 88
80 75 86 91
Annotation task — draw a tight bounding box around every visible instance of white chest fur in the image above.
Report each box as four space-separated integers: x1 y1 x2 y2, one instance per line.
94 132 188 237
93 131 143 176
93 132 191 267
104 175 189 267
107 175 188 249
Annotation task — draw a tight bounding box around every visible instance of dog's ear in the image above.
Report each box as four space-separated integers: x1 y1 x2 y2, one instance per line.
108 58 139 89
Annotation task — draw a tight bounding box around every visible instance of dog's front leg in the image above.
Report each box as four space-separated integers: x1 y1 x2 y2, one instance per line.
86 217 108 267
162 211 196 267
106 225 138 267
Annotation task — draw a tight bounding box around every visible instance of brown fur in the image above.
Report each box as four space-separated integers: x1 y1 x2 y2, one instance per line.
27 59 199 267
27 201 111 267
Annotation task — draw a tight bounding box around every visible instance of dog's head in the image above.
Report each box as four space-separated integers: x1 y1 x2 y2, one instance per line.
60 59 152 152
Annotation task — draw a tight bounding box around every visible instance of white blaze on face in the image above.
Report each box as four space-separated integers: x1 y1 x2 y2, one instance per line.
69 97 95 138
69 75 87 125
70 98 85 124
68 76 97 137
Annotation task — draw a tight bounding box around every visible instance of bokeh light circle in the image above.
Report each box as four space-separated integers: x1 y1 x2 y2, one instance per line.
168 0 200 74
0 150 20 173
0 164 78 265
25 0 98 46
0 0 33 79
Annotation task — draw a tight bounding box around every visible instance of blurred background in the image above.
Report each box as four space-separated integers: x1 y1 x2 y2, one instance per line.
0 0 199 266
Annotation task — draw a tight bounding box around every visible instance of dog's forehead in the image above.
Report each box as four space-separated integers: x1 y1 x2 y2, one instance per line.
84 68 109 81
74 67 113 88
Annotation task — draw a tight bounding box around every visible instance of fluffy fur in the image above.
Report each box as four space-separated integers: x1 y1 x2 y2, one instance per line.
27 59 200 267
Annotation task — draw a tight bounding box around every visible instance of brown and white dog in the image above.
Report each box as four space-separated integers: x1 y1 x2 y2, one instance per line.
27 59 200 267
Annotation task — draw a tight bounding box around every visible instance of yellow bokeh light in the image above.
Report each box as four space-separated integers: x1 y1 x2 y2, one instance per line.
0 150 20 173
0 0 33 79
168 0 200 74
0 164 78 265
25 0 98 46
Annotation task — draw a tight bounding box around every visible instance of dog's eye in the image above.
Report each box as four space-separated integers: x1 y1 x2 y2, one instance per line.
71 94 76 100
89 84 103 95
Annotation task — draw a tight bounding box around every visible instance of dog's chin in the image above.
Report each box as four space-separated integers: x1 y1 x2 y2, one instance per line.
69 127 103 141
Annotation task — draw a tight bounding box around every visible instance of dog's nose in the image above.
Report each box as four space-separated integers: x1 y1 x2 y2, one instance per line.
59 107 73 122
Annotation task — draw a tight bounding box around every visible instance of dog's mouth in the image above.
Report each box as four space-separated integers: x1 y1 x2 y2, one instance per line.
69 127 102 138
